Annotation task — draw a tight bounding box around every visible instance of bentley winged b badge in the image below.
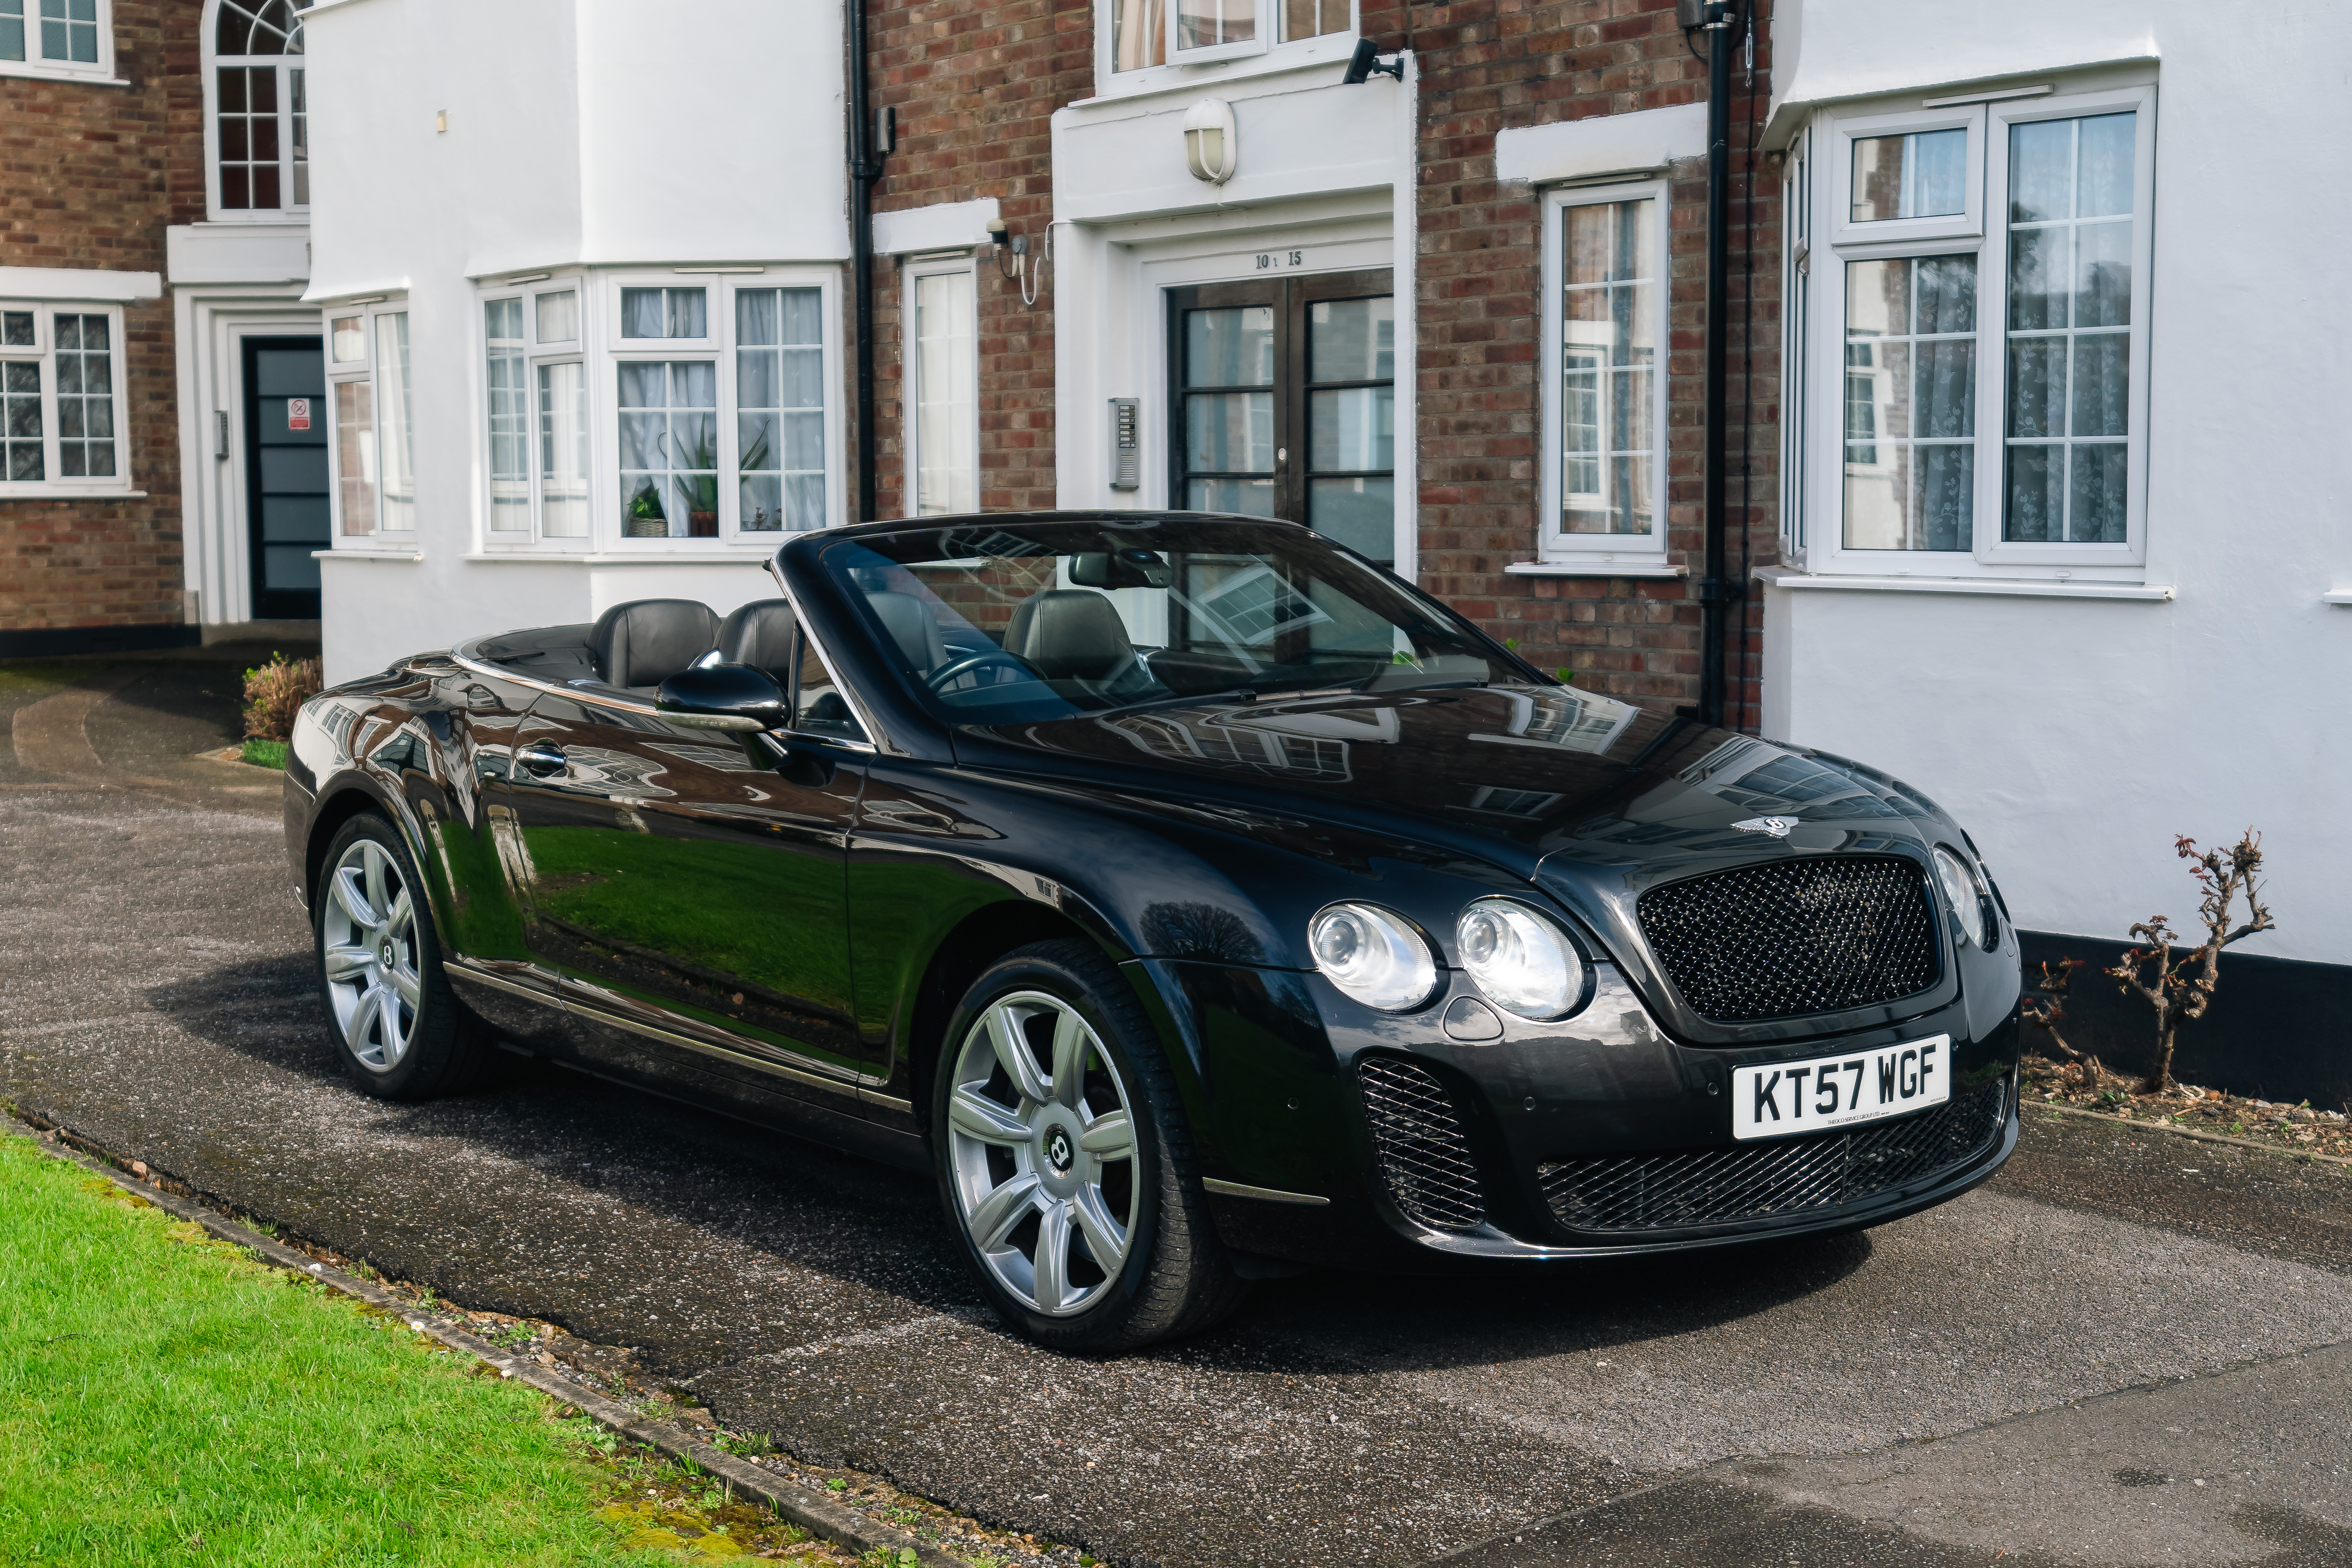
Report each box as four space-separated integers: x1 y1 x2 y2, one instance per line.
1731 816 1799 838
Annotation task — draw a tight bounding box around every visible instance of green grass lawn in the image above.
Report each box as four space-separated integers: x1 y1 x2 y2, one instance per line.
239 738 289 770
0 1131 681 1567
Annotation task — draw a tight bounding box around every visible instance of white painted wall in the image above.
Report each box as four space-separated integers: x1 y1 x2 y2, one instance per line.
306 0 849 681
1764 0 2352 965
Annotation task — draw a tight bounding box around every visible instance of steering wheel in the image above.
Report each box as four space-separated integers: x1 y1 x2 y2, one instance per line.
925 649 1038 692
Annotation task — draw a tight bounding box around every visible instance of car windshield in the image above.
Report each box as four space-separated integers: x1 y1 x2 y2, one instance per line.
815 518 1530 724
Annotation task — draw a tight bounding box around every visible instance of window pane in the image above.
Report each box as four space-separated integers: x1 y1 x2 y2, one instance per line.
537 361 589 538
0 0 22 64
1308 386 1391 472
1308 477 1394 564
1111 0 1164 69
618 359 719 538
2 358 43 482
335 378 376 535
1176 0 1251 49
1184 391 1273 472
913 269 976 518
485 300 529 530
289 67 307 206
330 314 364 362
1842 254 1976 550
0 311 29 348
1283 0 1347 39
1308 296 1393 382
1560 198 1656 536
2003 112 2137 544
535 289 577 344
1850 128 1967 222
621 286 707 339
735 287 825 532
52 312 115 480
1187 477 1275 515
375 313 414 530
1184 306 1273 387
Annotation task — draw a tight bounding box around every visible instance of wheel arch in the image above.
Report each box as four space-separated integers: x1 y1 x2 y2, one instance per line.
303 774 433 921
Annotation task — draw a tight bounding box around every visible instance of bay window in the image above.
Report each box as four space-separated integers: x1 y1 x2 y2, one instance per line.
325 300 413 539
1791 83 2156 576
0 304 129 495
1537 181 1668 561
477 272 836 548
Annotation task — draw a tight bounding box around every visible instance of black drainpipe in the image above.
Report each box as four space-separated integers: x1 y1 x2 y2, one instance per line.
846 0 885 523
1690 0 1745 728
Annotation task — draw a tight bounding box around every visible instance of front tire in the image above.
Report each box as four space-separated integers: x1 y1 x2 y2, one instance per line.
313 811 500 1099
933 939 1247 1351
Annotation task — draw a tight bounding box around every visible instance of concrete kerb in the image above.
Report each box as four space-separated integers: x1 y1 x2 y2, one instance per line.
0 1111 971 1568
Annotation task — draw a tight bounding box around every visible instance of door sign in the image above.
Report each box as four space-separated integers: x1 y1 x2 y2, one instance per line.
285 398 311 431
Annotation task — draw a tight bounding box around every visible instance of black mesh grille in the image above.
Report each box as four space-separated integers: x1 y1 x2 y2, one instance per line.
1358 1055 1485 1232
1637 855 1939 1022
1538 1081 2008 1235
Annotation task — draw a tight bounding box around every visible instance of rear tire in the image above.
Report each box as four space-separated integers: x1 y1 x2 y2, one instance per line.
312 811 502 1099
932 939 1249 1352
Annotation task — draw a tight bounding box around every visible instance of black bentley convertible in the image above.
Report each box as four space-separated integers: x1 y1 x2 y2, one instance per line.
284 513 2022 1349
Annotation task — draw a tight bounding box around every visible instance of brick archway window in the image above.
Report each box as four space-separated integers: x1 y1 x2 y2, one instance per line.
206 0 313 217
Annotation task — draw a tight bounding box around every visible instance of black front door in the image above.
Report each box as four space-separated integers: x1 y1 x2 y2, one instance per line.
244 336 328 620
1167 269 1396 564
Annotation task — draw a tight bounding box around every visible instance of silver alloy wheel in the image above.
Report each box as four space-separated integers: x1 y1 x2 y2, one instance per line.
320 838 421 1073
945 991 1138 1317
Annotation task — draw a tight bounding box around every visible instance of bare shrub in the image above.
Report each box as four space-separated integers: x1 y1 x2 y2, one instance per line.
2107 830 2276 1095
2020 957 2086 1061
242 651 323 742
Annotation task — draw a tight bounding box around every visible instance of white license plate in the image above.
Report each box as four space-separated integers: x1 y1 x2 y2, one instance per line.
1732 1035 1951 1141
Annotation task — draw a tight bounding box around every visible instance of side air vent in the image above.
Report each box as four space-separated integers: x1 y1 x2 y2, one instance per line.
1358 1055 1485 1232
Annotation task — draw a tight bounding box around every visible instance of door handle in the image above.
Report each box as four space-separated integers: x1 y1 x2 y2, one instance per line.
515 742 569 776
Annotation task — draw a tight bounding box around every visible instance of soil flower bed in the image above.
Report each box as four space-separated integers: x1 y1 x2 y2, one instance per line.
2022 1054 2352 1160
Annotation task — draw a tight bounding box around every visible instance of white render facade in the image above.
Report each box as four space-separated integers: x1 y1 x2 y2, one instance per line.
303 0 850 673
1757 0 2350 967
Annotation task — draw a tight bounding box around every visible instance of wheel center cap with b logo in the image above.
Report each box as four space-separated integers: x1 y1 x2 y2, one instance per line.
1045 1128 1074 1174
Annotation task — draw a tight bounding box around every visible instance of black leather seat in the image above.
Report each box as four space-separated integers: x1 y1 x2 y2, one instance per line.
1004 589 1135 681
589 598 721 691
715 599 797 682
865 590 949 674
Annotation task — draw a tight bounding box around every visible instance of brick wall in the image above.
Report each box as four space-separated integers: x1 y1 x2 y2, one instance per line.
856 0 1779 728
0 0 203 639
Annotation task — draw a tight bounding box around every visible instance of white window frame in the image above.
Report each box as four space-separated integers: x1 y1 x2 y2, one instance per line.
1828 104 1985 248
1092 0 1358 100
599 269 845 551
476 274 588 545
0 299 132 498
903 253 980 520
1537 178 1671 563
0 0 117 85
201 0 312 225
1780 125 1813 558
1798 81 2157 580
323 295 415 544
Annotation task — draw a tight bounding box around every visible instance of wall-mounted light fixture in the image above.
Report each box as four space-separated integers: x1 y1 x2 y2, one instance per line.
1341 38 1404 84
1183 99 1238 185
988 218 1053 307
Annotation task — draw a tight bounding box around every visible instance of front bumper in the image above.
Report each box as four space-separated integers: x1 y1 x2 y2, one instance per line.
1145 958 2022 1270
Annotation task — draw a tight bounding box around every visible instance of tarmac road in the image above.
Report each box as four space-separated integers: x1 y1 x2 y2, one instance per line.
4 658 2348 1568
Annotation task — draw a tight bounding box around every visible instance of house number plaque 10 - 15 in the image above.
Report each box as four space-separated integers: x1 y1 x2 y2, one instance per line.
1253 250 1307 271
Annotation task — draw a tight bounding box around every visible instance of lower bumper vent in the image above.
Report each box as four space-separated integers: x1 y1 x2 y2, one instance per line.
1359 1055 1485 1232
1538 1080 2008 1235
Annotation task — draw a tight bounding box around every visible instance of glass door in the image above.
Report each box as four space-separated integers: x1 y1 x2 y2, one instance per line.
242 335 327 619
1168 269 1395 564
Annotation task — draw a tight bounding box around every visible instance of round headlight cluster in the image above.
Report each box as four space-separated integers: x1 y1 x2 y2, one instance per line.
1931 846 1997 950
1309 903 1440 1011
1308 898 1588 1019
1456 899 1586 1020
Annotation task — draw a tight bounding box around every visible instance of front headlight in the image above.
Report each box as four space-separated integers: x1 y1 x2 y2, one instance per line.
1930 846 1995 950
1456 898 1586 1020
1308 903 1440 1011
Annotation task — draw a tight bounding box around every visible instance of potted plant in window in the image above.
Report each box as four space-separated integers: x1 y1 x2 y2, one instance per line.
624 479 668 538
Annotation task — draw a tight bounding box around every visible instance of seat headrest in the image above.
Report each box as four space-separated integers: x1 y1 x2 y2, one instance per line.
1004 590 1134 681
715 599 797 679
590 598 721 690
864 590 948 674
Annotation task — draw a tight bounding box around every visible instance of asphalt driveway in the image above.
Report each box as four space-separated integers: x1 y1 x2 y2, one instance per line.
4 659 2349 1567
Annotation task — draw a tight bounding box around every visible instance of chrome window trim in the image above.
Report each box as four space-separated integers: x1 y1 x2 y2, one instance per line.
763 552 892 753
561 988 891 1098
443 956 569 1007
